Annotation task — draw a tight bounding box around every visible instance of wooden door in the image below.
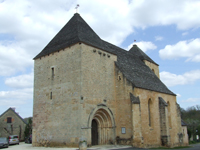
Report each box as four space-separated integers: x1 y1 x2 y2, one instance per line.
92 119 98 145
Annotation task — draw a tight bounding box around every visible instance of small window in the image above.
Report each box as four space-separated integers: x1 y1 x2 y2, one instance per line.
51 67 54 79
50 92 52 99
152 69 155 73
7 117 12 123
148 99 153 127
118 75 121 80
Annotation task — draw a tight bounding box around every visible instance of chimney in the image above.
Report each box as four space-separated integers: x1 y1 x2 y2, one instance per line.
11 107 16 111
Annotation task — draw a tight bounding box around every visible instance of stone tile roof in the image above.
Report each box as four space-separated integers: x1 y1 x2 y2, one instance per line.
130 93 140 104
181 119 187 126
159 97 168 106
34 13 175 96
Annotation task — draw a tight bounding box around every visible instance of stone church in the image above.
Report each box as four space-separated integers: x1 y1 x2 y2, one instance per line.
33 13 187 148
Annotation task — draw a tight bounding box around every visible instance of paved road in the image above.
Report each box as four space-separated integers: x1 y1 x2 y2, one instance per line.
111 143 200 150
7 142 200 150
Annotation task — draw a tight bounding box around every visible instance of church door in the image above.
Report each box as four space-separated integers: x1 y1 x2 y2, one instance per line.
92 119 98 145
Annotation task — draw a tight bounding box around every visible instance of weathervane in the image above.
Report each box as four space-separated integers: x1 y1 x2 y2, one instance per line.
133 40 136 46
75 4 80 13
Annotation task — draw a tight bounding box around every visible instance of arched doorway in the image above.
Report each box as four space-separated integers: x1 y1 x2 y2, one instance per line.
92 119 98 145
90 107 115 145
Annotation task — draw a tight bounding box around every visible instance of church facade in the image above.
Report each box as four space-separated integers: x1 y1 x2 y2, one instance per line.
33 13 187 148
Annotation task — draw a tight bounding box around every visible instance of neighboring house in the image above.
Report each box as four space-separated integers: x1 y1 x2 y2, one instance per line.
0 108 27 141
181 120 189 146
33 13 188 148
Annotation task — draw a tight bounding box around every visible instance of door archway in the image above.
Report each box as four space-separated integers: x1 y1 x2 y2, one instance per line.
88 105 116 145
92 119 98 145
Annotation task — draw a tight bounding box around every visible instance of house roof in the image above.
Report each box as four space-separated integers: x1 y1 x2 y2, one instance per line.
34 13 175 96
0 108 27 124
181 119 187 126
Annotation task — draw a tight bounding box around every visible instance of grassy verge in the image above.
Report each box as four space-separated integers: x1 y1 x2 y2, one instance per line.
189 140 199 144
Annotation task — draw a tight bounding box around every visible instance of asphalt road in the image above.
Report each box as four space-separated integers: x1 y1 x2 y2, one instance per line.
111 143 200 150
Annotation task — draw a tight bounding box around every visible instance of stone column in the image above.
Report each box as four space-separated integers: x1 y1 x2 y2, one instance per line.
130 93 143 147
159 97 170 147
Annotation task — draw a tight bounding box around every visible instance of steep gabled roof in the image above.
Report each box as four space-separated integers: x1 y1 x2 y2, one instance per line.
34 13 103 59
129 44 158 65
34 13 175 96
0 108 27 124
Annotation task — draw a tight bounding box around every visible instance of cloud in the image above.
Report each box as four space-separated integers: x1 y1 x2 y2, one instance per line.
0 42 33 76
160 70 200 87
5 72 33 89
182 32 188 36
155 36 163 41
127 41 157 52
0 88 33 106
177 94 181 98
159 38 200 62
184 98 200 103
0 0 200 78
0 0 200 117
129 0 200 30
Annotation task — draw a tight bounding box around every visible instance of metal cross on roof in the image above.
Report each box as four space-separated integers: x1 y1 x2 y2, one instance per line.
75 4 80 13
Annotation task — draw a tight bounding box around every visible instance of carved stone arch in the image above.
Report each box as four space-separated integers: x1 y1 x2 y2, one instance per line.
88 104 116 128
88 104 116 145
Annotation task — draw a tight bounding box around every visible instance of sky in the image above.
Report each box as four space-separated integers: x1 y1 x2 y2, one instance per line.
0 0 200 118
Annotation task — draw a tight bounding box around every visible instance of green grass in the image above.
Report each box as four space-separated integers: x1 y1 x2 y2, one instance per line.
150 146 192 149
189 140 198 144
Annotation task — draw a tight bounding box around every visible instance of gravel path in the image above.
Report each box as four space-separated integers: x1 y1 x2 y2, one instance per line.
8 142 131 150
8 142 200 150
8 143 77 150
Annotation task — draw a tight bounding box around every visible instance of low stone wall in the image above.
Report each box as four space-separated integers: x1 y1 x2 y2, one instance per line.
116 136 132 145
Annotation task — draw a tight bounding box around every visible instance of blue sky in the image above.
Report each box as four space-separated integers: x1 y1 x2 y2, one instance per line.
0 0 200 118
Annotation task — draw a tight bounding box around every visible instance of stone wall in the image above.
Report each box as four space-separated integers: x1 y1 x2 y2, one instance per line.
77 43 117 146
182 126 189 146
133 88 182 148
33 43 117 147
33 44 83 147
114 67 134 145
